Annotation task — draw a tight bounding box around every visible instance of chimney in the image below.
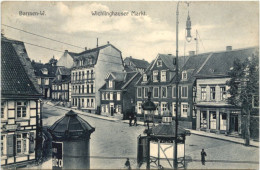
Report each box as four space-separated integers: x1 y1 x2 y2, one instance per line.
85 47 87 51
96 38 99 48
189 51 195 56
107 41 110 44
226 46 232 51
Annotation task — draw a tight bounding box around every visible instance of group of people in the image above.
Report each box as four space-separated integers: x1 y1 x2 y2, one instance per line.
128 111 137 126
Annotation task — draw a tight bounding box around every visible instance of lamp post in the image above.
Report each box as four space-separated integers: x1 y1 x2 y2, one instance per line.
175 2 191 169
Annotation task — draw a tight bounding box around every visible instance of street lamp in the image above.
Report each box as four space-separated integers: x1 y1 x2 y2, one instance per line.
175 1 192 169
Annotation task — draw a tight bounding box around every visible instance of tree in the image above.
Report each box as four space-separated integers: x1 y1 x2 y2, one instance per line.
227 52 259 146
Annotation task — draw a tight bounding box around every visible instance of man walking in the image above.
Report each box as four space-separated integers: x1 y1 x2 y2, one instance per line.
201 149 207 165
125 158 131 170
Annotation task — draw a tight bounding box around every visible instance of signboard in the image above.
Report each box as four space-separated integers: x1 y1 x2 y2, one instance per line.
52 142 63 169
2 124 21 131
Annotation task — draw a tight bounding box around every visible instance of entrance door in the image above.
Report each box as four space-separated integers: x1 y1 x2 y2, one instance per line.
45 88 48 98
110 103 114 116
230 114 238 132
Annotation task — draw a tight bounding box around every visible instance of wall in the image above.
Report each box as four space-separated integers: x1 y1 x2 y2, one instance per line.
57 52 74 68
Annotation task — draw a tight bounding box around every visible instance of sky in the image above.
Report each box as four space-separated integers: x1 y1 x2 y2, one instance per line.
1 1 259 63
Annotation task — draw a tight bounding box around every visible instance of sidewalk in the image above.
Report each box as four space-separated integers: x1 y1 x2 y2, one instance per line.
45 102 259 148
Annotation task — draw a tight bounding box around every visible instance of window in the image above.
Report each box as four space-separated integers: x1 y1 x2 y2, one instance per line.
110 92 113 100
157 59 162 67
87 85 89 93
161 71 166 82
143 74 147 82
153 70 158 82
161 87 167 98
106 93 109 100
172 103 176 117
76 72 78 80
117 92 121 101
137 87 142 98
144 88 149 98
181 103 188 117
16 133 28 154
210 111 216 129
82 99 84 108
220 87 226 101
82 71 85 80
37 78 41 85
91 70 94 79
87 71 89 79
153 87 159 98
1 102 5 119
87 99 90 107
172 87 176 98
1 135 4 155
210 87 216 100
79 86 81 94
109 80 113 88
182 71 187 80
201 87 206 100
79 72 81 80
181 86 188 98
44 78 49 85
137 102 142 114
17 102 27 118
91 84 94 93
72 73 75 81
102 93 105 100
161 102 167 113
41 68 48 75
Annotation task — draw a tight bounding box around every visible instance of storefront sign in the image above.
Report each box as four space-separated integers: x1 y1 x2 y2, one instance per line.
52 142 63 169
2 124 20 131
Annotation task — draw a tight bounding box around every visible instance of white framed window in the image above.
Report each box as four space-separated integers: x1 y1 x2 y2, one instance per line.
44 78 49 85
153 87 159 98
161 87 167 98
137 101 142 114
182 71 187 80
106 93 109 100
16 101 27 119
102 93 105 100
201 87 206 100
144 87 149 98
91 99 94 108
37 78 41 85
161 102 167 113
161 70 166 82
181 86 188 98
220 86 227 101
109 80 113 88
210 87 216 100
110 92 113 100
172 86 176 98
137 87 142 98
157 59 162 67
87 99 90 107
143 74 147 82
172 103 176 117
16 133 29 154
153 70 158 82
117 92 121 101
181 103 189 117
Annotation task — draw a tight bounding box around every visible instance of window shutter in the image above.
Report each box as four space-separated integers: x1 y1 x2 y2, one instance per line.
29 132 35 153
7 134 14 156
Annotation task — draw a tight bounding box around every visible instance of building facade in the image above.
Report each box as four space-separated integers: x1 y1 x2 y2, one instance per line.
124 56 150 73
31 58 58 99
99 71 141 118
70 43 124 113
52 67 71 106
1 37 42 168
194 47 258 134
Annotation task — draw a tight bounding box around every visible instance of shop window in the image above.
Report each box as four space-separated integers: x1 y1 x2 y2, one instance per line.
181 104 188 117
161 103 167 112
17 102 27 119
210 111 216 129
200 111 207 128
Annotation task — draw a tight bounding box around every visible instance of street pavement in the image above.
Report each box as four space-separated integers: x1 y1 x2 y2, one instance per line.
34 103 259 169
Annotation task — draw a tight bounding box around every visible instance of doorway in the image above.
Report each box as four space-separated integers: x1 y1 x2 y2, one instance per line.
230 114 238 132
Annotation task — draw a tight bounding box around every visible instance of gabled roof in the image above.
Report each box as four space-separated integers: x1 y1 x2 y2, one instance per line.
124 57 150 69
100 72 140 90
32 61 58 77
196 47 258 78
1 38 41 98
57 67 71 75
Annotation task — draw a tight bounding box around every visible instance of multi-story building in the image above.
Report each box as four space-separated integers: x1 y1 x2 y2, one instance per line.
194 46 258 134
52 67 71 106
135 53 187 123
70 43 124 113
99 71 141 118
124 56 150 73
31 58 58 99
1 36 42 168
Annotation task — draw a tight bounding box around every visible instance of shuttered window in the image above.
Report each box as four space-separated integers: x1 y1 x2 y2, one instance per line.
7 134 14 156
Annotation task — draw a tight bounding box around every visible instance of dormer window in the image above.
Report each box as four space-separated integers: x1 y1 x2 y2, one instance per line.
182 71 187 80
109 80 113 88
161 70 166 82
143 74 147 82
157 59 162 67
41 68 48 75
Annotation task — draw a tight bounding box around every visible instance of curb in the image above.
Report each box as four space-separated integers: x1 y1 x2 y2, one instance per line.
44 102 259 148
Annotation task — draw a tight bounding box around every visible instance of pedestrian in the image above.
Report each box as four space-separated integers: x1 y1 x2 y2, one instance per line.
125 158 131 170
128 111 132 126
133 112 137 126
201 149 207 165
